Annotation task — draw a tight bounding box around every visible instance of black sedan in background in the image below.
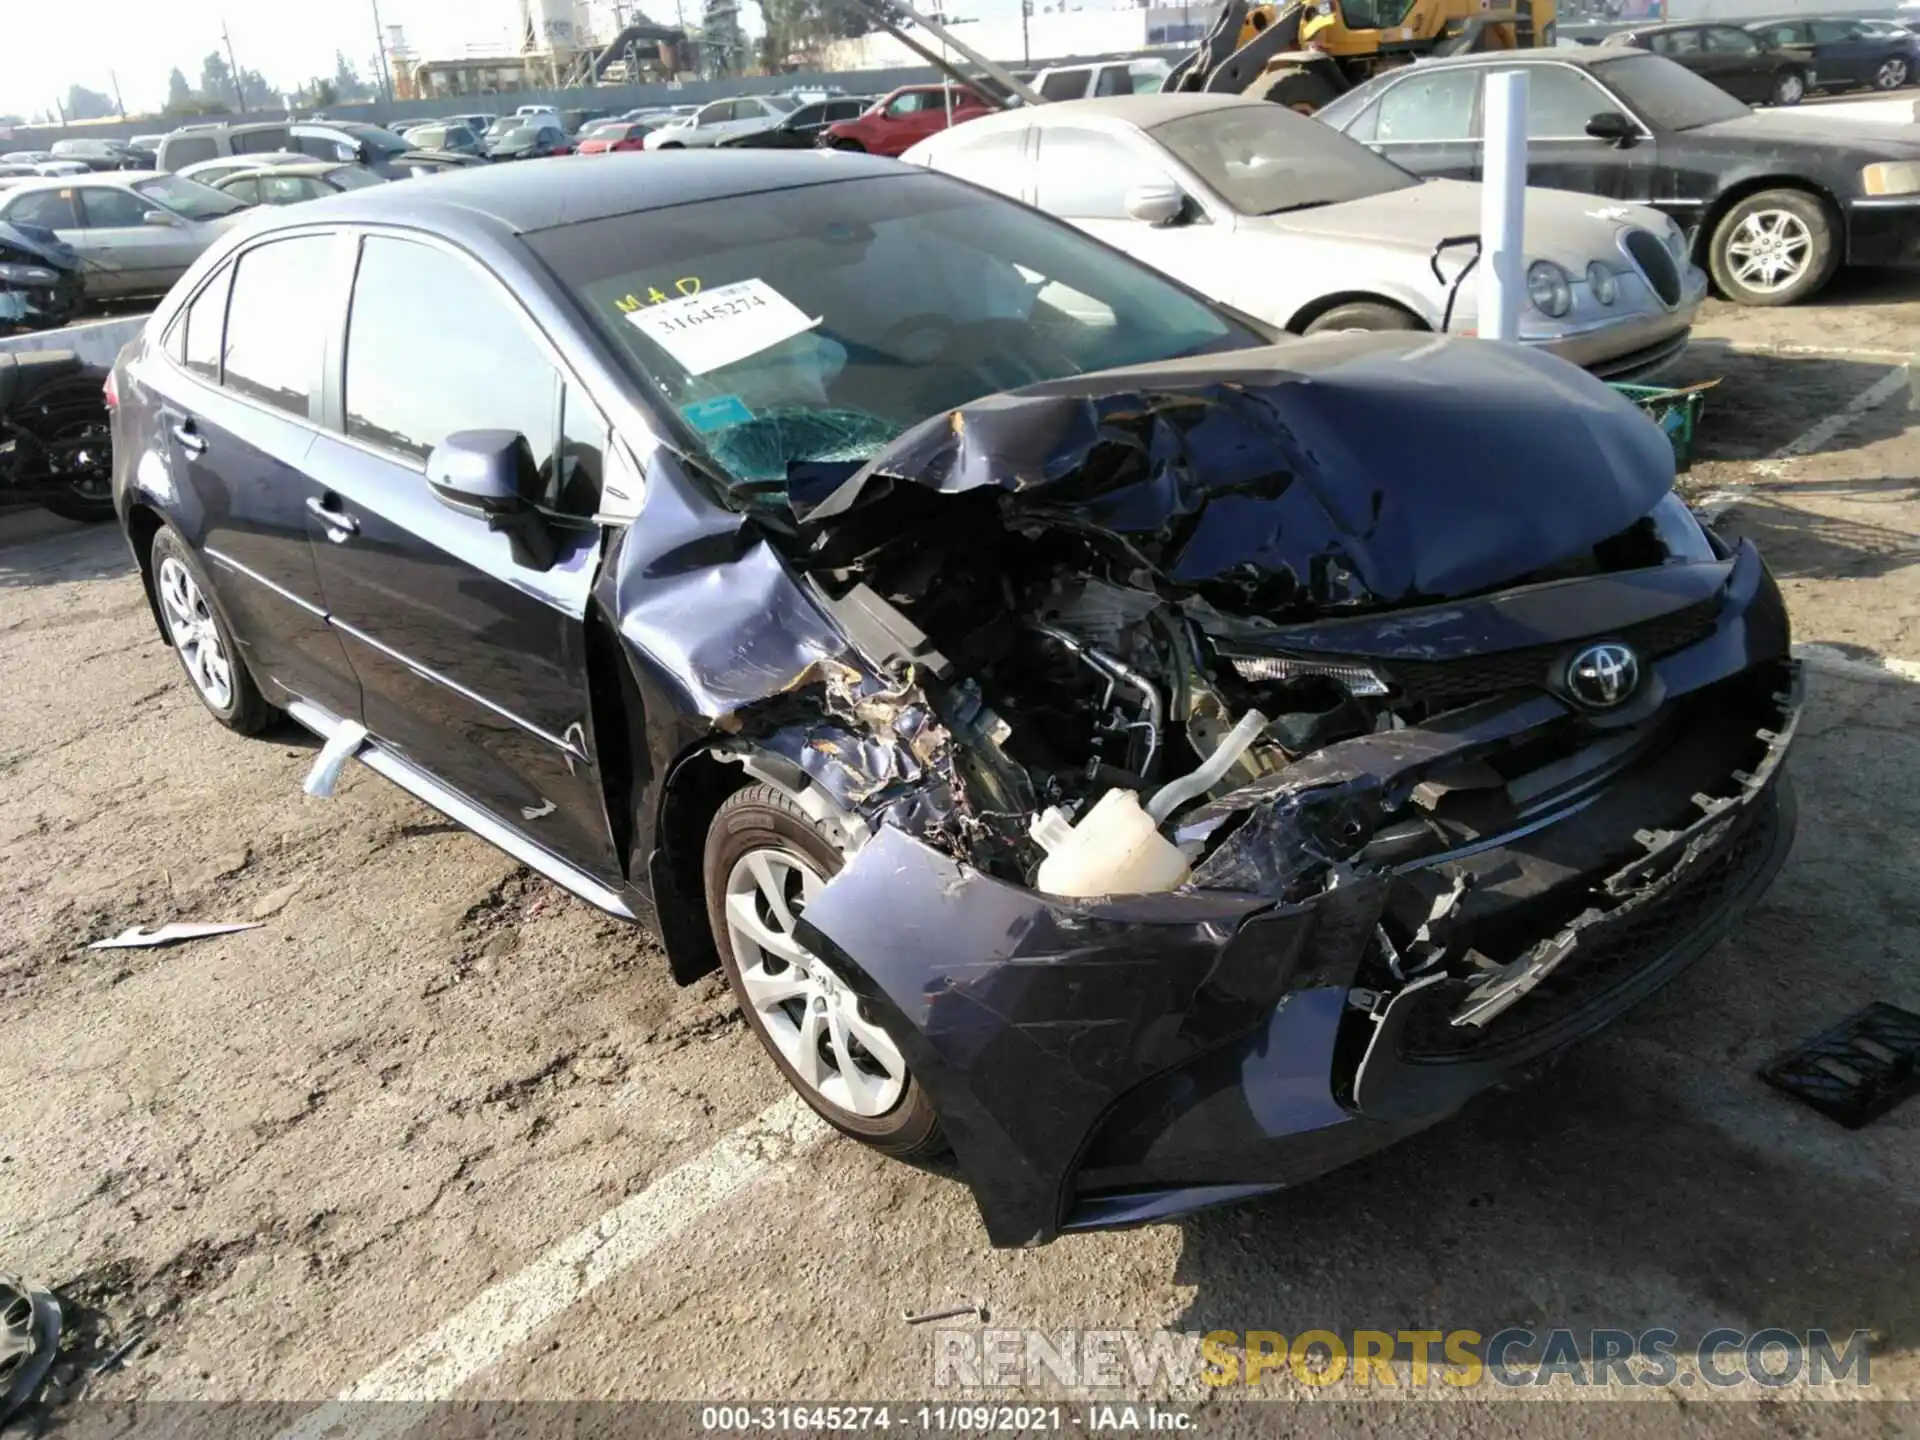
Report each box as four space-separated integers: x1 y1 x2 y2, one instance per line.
1747 16 1914 94
1603 22 1811 106
1317 48 1920 305
109 152 1799 1246
718 96 874 149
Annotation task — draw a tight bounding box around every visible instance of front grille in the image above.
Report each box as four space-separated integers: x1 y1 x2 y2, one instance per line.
1624 227 1682 307
1368 597 1721 709
1399 788 1779 1061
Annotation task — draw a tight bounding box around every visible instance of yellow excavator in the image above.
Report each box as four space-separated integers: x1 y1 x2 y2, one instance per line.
1166 0 1557 113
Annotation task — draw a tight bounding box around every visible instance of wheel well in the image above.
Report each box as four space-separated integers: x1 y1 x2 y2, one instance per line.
650 748 753 985
1695 177 1841 264
125 504 168 639
1286 292 1429 333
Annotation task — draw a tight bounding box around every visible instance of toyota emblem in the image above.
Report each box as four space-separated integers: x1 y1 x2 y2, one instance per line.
1566 642 1641 708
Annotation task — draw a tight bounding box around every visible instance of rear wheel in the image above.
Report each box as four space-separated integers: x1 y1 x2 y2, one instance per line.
150 526 278 734
704 784 944 1157
1770 68 1807 106
1875 57 1910 91
18 376 113 522
1259 66 1340 114
1302 301 1424 336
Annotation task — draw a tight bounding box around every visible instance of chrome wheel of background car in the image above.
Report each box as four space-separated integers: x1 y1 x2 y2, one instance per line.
1774 71 1806 106
45 417 112 503
157 555 234 710
723 846 907 1119
1726 210 1813 294
1877 58 1910 90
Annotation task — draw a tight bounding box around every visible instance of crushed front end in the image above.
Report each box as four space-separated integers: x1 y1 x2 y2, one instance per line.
646 335 1800 1246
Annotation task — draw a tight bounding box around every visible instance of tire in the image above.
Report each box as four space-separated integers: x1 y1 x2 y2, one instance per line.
149 526 278 735
20 377 113 522
1770 68 1807 106
704 784 945 1158
1302 301 1425 336
1259 67 1340 114
1708 189 1838 307
1875 57 1910 92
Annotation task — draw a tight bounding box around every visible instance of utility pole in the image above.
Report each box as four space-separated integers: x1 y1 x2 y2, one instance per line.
1022 1 1031 66
222 19 248 114
108 69 127 118
370 0 396 102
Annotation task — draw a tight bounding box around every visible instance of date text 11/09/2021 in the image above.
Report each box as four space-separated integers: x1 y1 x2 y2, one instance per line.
700 1406 1191 1432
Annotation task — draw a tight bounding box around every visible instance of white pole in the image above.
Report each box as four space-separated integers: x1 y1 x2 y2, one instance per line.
1479 69 1529 343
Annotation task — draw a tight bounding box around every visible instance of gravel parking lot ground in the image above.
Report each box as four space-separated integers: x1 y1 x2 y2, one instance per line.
3 275 1917 1431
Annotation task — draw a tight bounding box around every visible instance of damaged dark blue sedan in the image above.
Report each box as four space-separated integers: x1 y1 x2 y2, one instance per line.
108 154 1799 1247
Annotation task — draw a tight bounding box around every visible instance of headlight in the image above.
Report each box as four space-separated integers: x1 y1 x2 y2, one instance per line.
1587 262 1618 306
1527 260 1572 318
1861 160 1920 196
0 263 59 284
1228 653 1389 696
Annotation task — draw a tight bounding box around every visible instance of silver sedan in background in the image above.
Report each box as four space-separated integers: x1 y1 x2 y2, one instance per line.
904 93 1706 379
0 172 251 300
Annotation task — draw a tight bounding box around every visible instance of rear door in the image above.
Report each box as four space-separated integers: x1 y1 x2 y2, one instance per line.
152 236 363 718
1808 18 1880 86
75 184 191 294
1699 26 1772 103
298 231 623 883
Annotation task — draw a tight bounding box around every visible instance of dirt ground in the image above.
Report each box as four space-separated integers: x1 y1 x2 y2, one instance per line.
3 274 1918 1433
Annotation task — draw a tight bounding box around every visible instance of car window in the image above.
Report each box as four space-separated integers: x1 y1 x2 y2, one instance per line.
1525 66 1614 137
294 133 343 160
1809 21 1854 44
1040 71 1090 102
181 263 234 380
224 176 260 204
414 127 445 147
693 102 728 126
1595 52 1749 128
232 127 291 155
3 189 78 228
134 174 249 220
527 171 1251 497
343 236 559 472
221 236 335 417
1093 67 1134 98
790 104 827 128
1154 103 1420 214
261 175 314 204
1035 127 1141 219
764 95 799 113
549 386 607 516
1373 68 1479 142
830 100 867 121
327 167 383 192
165 135 219 168
79 187 151 227
1704 27 1758 54
1752 22 1802 45
887 92 931 116
1654 29 1703 56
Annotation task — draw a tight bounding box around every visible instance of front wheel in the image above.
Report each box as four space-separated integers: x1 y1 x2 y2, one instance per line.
1770 68 1807 106
1708 189 1837 306
1875 57 1911 91
704 784 944 1157
1302 301 1424 336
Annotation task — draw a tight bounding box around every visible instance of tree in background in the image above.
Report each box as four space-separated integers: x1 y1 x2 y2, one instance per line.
759 0 885 70
199 51 236 109
333 51 373 102
165 68 193 111
63 85 116 121
238 69 278 111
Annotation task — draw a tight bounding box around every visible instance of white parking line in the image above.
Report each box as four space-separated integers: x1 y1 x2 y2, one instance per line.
1795 643 1920 686
277 1095 830 1440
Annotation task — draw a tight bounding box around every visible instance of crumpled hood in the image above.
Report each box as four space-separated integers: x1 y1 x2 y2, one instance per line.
0 220 78 271
807 331 1674 616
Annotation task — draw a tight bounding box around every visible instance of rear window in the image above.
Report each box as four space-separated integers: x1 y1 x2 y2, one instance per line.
527 171 1250 499
134 174 249 220
221 235 336 416
232 128 291 155
164 134 219 168
3 189 78 228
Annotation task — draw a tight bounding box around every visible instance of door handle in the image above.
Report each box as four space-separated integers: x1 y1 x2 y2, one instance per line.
305 494 360 537
171 422 208 457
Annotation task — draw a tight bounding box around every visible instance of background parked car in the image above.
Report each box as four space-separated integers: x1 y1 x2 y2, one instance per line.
718 97 875 149
1316 47 1920 306
157 121 481 179
0 173 249 299
574 122 661 154
212 163 386 206
643 94 800 149
909 93 1703 378
1604 23 1811 106
50 139 147 172
487 121 571 160
31 161 90 178
1746 16 1914 93
402 123 484 158
179 153 309 187
1032 56 1171 101
820 85 993 155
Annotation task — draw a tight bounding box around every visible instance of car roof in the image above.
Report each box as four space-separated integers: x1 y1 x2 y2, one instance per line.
2 171 161 193
219 162 342 180
1384 45 1635 69
943 90 1265 137
239 149 906 236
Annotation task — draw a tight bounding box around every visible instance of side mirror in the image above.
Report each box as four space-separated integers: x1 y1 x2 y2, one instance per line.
1585 111 1639 146
426 430 555 570
142 209 181 227
1124 183 1185 226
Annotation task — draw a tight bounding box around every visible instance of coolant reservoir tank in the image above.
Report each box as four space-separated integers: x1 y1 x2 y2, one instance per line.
1029 789 1191 898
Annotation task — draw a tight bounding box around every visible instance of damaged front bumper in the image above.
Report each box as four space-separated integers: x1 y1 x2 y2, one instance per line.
793 542 1801 1247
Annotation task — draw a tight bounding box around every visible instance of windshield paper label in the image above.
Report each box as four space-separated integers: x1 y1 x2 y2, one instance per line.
626 278 820 376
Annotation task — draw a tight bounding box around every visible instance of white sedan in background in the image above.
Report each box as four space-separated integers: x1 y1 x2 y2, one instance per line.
904 93 1707 380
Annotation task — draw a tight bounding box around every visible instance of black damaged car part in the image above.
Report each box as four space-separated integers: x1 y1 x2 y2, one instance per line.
1761 1002 1920 1129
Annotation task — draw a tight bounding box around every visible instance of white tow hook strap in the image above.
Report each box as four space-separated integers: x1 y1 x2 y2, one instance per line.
303 720 370 798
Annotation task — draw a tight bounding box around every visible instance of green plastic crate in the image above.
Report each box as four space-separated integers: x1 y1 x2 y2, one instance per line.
1610 380 1715 472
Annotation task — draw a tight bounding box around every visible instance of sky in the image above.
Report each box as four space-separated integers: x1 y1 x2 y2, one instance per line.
0 0 1050 120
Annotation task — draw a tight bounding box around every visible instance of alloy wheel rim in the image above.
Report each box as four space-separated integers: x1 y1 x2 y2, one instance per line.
47 419 112 500
157 556 233 710
1779 74 1804 103
1727 209 1813 293
1879 60 1908 90
724 846 906 1118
